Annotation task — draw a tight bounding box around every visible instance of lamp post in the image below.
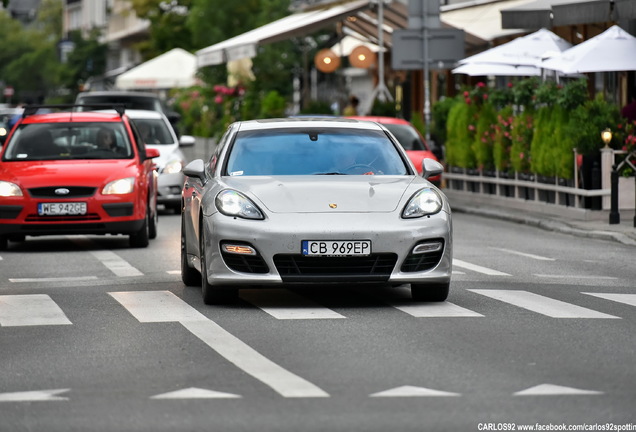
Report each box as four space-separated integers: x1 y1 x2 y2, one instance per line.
602 128 621 224
601 128 612 148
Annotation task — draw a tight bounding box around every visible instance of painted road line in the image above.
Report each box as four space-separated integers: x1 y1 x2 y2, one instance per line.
394 301 484 318
453 259 511 276
514 384 602 396
240 289 345 320
91 250 143 277
151 387 241 399
534 274 618 280
469 290 619 319
110 291 329 398
583 293 636 307
374 286 483 318
9 276 98 283
0 389 70 402
370 386 461 397
0 295 72 327
490 247 555 261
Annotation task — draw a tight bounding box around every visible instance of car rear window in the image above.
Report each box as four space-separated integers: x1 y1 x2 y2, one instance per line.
2 122 133 161
225 128 409 176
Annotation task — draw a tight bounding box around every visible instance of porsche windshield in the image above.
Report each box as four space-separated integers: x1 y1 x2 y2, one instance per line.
225 128 409 176
2 122 133 161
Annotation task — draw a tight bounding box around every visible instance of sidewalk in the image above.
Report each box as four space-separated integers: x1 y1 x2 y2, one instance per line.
443 189 636 247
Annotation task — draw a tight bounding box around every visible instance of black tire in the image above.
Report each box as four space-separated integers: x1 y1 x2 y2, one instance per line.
181 217 201 286
0 235 7 251
149 202 158 240
411 282 450 302
129 206 150 248
200 228 237 305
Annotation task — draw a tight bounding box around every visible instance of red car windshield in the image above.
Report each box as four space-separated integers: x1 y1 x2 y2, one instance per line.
2 122 133 161
381 123 427 151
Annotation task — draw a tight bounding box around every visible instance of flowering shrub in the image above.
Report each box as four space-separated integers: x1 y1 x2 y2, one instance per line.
439 78 623 179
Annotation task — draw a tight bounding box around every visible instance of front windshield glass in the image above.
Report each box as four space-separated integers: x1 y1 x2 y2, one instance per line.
129 118 174 145
2 122 133 161
225 128 409 176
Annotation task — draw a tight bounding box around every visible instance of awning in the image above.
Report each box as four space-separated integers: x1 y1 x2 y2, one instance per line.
501 0 613 29
115 48 198 90
195 0 539 70
196 0 371 67
440 0 535 42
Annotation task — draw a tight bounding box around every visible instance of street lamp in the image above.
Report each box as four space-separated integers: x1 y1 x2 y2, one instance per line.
601 128 612 148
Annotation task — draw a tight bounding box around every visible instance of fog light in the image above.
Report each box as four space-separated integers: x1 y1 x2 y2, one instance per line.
222 244 257 255
412 242 443 254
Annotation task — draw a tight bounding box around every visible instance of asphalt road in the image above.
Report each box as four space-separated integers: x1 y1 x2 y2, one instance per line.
0 211 634 432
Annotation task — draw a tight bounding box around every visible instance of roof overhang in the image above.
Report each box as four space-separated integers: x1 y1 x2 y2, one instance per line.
196 0 372 67
501 0 614 29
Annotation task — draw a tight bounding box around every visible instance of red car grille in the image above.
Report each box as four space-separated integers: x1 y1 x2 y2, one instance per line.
25 213 101 222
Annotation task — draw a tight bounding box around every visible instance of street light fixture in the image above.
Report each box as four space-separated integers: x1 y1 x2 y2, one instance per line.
601 128 612 148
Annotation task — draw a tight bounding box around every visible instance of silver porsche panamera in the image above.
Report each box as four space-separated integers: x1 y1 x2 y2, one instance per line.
180 118 452 304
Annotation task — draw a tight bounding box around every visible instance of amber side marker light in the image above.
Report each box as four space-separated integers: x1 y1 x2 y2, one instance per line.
222 244 257 255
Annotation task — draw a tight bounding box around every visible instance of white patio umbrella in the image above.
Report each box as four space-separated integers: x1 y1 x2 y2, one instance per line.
452 62 541 76
115 48 198 90
541 26 636 74
459 28 572 68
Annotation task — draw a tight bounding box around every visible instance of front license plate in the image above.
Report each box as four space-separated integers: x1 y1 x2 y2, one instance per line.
302 240 371 257
38 202 87 216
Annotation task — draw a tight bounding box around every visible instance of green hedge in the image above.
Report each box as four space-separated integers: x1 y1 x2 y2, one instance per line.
439 78 622 179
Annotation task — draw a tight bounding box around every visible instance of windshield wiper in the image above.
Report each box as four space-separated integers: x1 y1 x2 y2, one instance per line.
314 172 346 175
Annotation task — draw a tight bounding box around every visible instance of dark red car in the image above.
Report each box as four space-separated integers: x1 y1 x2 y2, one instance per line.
0 105 160 249
347 116 441 185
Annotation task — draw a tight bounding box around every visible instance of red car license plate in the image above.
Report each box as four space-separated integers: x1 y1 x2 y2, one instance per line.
38 202 87 216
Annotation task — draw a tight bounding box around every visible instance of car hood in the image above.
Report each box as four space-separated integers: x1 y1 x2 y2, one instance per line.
222 176 418 213
0 160 138 188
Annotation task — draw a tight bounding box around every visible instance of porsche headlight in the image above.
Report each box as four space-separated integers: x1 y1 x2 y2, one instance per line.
163 159 183 174
216 190 264 220
402 188 443 218
102 177 135 195
0 181 23 197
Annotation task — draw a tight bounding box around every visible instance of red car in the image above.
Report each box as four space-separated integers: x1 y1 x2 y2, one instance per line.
347 116 441 184
0 105 160 249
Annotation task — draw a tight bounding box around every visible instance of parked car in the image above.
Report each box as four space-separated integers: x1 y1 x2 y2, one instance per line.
125 109 194 213
0 104 160 249
75 91 181 136
181 118 452 304
347 116 442 185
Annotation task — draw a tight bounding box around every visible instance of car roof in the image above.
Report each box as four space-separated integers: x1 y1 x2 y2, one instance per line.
77 91 159 98
347 116 411 126
18 111 125 124
236 117 387 131
110 109 164 120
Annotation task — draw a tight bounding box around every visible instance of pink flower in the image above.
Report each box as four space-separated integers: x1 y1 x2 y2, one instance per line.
507 82 513 88
483 94 488 100
465 98 472 104
477 82 486 88
468 125 475 131
463 91 469 97
214 95 224 104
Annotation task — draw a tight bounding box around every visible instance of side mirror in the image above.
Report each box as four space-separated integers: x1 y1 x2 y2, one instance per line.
145 148 161 159
179 135 196 147
421 158 443 179
183 159 206 182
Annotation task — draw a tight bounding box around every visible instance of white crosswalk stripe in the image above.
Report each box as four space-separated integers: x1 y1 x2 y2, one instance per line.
468 290 620 319
0 294 72 326
239 289 346 319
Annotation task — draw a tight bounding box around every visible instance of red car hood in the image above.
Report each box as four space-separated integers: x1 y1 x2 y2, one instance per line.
0 160 138 188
